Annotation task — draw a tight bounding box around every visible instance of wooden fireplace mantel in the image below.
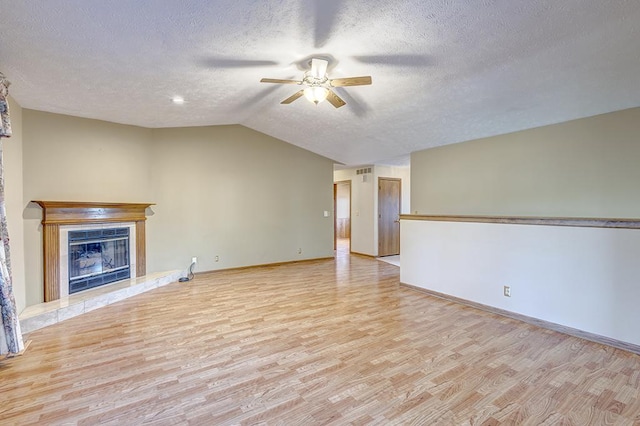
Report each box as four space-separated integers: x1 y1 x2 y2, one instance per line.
33 201 155 302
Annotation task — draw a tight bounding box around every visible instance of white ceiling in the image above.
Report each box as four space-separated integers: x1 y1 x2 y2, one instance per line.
1 1 640 166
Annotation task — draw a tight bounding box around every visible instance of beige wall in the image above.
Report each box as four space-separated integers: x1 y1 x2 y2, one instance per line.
23 110 154 202
148 125 334 274
4 97 26 312
335 182 350 220
19 111 334 308
411 107 640 217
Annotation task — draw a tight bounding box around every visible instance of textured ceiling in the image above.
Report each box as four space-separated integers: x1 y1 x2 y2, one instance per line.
1 1 640 166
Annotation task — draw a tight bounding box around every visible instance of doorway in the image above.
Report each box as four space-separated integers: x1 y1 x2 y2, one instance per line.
378 177 401 256
334 180 351 253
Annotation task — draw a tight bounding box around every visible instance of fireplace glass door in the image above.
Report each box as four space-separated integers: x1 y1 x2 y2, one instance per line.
68 228 131 294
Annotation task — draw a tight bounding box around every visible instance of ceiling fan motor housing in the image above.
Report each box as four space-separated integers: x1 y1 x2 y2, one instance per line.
303 72 329 88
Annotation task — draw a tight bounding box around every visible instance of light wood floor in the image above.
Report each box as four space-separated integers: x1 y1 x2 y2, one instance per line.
2 250 640 425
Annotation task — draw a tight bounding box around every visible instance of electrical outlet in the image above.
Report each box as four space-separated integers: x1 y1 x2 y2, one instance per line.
297 248 302 254
503 286 511 297
192 257 197 264
215 255 219 262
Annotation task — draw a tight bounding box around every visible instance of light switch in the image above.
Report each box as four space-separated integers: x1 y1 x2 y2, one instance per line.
323 210 330 217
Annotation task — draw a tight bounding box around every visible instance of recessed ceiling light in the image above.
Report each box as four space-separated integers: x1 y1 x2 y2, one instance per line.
171 96 185 105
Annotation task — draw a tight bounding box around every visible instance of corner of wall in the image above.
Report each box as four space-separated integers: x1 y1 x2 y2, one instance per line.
5 96 26 312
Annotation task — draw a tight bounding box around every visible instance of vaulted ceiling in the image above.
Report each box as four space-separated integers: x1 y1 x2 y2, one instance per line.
1 1 639 166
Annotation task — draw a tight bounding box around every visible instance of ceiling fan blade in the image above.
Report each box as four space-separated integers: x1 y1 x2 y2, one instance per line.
310 58 328 79
260 78 302 85
330 76 372 87
326 90 346 108
200 57 279 68
281 90 305 104
352 55 431 66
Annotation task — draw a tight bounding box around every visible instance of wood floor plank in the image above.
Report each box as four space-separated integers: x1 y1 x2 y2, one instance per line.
2 244 640 425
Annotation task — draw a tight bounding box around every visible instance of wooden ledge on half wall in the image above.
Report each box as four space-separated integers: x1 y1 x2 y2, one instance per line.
400 214 640 230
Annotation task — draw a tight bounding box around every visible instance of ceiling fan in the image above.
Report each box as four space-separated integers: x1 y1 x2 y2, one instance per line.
260 58 372 108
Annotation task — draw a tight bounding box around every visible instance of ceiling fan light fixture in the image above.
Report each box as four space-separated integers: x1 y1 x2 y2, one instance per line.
260 57 370 108
304 86 329 104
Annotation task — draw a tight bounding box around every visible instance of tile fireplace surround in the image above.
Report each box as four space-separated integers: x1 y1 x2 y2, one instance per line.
60 222 136 298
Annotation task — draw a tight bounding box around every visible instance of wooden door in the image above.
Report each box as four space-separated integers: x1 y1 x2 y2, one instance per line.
378 178 401 256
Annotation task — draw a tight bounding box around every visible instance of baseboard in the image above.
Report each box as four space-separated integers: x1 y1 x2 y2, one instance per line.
349 251 376 258
401 282 640 356
194 256 335 275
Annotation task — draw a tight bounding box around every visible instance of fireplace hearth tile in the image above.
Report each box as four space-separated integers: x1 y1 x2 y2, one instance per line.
19 310 58 334
84 291 122 312
57 301 86 322
19 270 183 334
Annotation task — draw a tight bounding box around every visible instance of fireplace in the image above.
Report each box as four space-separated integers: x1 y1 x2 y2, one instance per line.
68 227 131 294
34 201 153 302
